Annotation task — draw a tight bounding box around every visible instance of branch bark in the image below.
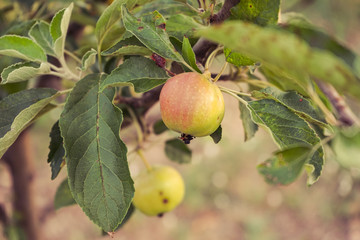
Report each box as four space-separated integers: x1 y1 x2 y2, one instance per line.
193 0 240 66
209 0 240 23
116 85 163 111
2 129 40 240
317 81 360 127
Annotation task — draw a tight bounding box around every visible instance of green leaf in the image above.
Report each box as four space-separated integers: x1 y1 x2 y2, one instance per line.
135 0 198 17
5 20 37 36
122 7 183 61
210 125 222 144
102 203 135 235
126 0 138 9
29 21 56 57
0 35 47 62
50 3 74 57
281 13 359 77
102 26 128 52
59 74 134 232
165 138 191 164
248 99 324 185
48 121 65 180
259 65 308 97
101 56 168 92
239 97 258 141
197 21 360 99
106 45 152 56
252 87 327 128
1 62 50 84
153 120 168 134
80 48 97 71
224 47 256 67
260 65 333 111
116 203 135 229
102 35 152 56
182 37 201 73
95 0 127 48
355 57 360 78
257 145 311 185
332 128 360 169
0 88 59 159
166 14 204 41
54 178 76 210
230 0 281 26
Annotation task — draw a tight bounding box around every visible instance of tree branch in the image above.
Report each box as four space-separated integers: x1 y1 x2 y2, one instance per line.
317 81 360 127
209 0 240 23
115 85 163 112
194 0 240 66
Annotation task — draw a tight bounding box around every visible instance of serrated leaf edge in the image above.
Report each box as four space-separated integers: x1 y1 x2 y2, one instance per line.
247 100 324 185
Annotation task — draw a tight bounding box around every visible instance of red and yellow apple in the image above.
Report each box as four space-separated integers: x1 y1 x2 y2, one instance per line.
159 72 225 137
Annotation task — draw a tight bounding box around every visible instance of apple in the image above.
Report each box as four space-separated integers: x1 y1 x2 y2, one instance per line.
133 165 185 216
159 72 225 137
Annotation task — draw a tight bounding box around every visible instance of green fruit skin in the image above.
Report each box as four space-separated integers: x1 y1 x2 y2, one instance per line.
133 165 185 216
159 72 225 137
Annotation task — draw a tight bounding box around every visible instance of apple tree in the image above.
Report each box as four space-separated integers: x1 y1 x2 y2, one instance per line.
0 0 359 238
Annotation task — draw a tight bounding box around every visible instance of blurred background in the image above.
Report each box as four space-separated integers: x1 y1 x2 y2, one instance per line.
0 0 360 239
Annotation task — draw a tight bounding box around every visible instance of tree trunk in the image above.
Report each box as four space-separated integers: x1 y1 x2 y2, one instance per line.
3 128 40 240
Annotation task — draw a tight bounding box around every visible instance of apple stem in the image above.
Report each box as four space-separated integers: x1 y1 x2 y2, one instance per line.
137 149 152 171
219 86 250 106
204 46 223 71
127 107 145 146
242 78 278 89
127 107 153 171
218 86 251 97
213 62 228 82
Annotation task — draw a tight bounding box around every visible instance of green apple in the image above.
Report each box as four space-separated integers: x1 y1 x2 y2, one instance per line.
133 165 185 216
159 72 225 137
